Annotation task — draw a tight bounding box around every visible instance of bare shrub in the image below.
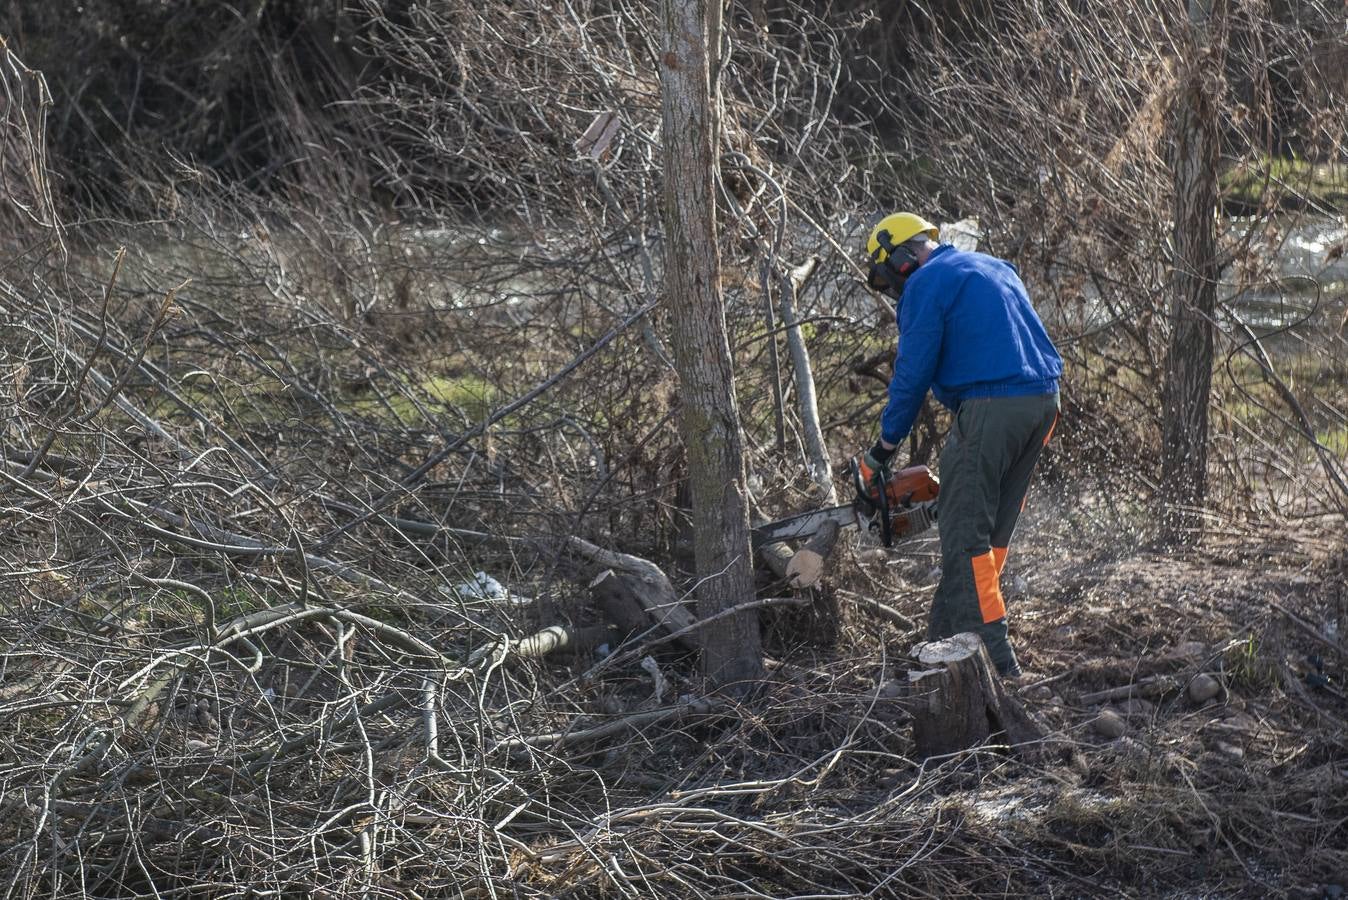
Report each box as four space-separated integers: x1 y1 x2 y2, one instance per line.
2 2 1347 895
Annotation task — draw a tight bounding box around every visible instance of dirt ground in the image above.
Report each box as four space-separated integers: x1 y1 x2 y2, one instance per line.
517 484 1347 897
761 489 1348 897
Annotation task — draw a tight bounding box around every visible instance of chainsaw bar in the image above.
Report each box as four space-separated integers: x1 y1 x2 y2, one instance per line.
751 504 862 548
752 457 941 550
751 499 938 548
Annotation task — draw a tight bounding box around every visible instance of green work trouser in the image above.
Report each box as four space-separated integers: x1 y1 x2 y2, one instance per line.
928 392 1060 675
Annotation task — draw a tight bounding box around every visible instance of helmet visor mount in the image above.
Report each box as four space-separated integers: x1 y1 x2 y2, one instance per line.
867 229 920 303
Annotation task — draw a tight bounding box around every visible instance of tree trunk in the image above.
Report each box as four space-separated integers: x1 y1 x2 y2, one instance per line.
660 0 763 689
1160 0 1225 545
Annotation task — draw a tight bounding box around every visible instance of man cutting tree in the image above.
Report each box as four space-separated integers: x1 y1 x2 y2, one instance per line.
861 212 1062 678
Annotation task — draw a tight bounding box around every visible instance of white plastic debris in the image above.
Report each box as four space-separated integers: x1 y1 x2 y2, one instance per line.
939 217 982 252
455 571 507 600
447 572 532 606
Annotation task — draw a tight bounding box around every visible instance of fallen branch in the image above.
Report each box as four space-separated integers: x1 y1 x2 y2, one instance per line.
836 589 917 631
514 623 613 658
472 623 616 664
567 536 697 638
121 602 472 695
1078 675 1179 705
315 299 661 551
105 498 481 626
572 596 809 692
494 696 721 753
1269 600 1348 657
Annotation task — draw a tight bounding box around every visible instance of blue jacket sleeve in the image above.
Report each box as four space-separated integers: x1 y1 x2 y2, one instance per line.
879 283 943 445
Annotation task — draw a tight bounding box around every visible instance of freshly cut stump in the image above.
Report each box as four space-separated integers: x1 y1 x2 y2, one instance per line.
907 633 1049 762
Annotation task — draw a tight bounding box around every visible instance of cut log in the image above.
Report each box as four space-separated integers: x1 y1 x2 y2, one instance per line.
756 519 842 590
1078 675 1178 705
495 696 721 755
755 523 841 647
512 624 615 659
470 623 617 665
783 518 840 589
907 633 1049 762
568 537 697 649
757 539 796 582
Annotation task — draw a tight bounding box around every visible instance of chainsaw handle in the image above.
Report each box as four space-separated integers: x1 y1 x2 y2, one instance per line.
873 466 893 547
849 454 893 547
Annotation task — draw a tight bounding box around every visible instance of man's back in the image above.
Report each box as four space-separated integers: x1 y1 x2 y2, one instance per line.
899 245 1062 410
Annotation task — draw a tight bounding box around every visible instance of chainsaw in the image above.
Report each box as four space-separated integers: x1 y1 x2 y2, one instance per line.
752 456 939 549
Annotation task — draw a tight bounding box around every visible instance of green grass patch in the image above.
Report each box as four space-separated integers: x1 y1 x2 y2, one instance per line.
1315 425 1348 456
216 585 268 620
121 584 272 632
344 372 499 425
1221 155 1348 211
421 374 498 419
139 374 293 430
1224 634 1280 692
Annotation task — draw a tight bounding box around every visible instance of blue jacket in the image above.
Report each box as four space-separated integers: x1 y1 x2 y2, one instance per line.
880 244 1062 445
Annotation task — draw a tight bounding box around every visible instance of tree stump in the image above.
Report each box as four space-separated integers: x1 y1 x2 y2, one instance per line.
907 633 1049 762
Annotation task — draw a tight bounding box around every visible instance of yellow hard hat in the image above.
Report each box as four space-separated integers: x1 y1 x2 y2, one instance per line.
866 212 939 263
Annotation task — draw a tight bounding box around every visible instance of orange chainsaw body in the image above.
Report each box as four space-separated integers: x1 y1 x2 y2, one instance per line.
855 459 940 508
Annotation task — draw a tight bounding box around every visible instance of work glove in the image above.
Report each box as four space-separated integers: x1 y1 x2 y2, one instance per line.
862 440 896 477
